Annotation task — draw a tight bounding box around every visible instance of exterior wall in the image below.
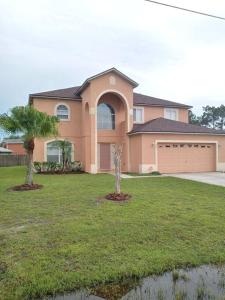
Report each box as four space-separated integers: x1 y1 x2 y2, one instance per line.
33 98 82 162
142 107 188 123
136 133 225 173
6 143 26 155
179 108 189 123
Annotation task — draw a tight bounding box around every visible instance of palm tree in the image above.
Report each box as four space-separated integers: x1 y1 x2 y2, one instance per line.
52 140 72 171
0 106 59 185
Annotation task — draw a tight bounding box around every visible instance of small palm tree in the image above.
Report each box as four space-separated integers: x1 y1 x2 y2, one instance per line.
0 106 59 185
52 140 72 171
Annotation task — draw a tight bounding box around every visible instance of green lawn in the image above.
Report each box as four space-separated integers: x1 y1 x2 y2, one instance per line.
1 167 225 299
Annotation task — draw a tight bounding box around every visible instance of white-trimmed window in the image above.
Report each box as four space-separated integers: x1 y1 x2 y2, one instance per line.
46 141 72 163
164 108 178 121
56 104 69 120
133 107 144 123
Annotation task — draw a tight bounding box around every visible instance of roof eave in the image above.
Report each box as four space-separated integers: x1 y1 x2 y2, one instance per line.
128 131 225 136
134 103 192 109
29 95 82 102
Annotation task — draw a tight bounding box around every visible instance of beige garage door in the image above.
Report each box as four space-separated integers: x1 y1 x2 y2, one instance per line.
158 143 216 173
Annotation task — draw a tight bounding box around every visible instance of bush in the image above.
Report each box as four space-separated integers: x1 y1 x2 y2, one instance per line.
33 161 83 174
33 161 42 173
70 161 83 172
151 171 161 175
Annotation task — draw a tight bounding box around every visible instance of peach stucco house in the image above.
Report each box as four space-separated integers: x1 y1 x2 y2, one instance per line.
29 68 225 174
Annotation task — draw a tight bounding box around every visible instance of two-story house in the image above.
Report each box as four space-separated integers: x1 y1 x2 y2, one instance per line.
29 68 225 174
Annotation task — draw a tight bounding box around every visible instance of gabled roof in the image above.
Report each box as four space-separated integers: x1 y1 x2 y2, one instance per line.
75 67 139 95
128 117 225 135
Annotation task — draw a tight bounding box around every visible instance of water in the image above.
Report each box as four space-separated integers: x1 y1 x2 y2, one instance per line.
46 264 225 300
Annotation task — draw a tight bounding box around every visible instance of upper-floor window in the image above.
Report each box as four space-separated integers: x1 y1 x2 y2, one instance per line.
133 107 144 123
97 103 115 130
56 104 69 120
164 108 178 121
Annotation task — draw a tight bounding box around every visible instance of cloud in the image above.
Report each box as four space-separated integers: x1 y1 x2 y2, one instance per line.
0 0 225 117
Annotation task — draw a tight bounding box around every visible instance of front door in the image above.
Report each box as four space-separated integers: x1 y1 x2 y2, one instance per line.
99 143 111 170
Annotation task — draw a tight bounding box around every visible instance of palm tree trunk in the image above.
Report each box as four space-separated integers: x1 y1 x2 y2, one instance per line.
24 138 34 185
26 151 33 185
62 150 65 172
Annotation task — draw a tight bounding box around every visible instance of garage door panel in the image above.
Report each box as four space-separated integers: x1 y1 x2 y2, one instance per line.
158 143 216 173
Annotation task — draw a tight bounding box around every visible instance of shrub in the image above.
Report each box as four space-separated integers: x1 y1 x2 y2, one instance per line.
33 161 42 173
151 171 161 175
33 161 83 173
70 161 83 172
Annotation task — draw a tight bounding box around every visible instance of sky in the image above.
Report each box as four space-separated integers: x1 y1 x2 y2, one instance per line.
0 0 225 124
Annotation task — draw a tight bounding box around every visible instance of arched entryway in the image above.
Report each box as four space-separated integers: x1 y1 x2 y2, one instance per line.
96 91 129 172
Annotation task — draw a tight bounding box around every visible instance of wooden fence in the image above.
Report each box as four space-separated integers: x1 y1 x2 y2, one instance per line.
0 155 28 167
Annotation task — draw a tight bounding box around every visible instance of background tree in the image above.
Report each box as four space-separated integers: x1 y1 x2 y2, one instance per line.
0 106 59 185
188 110 202 125
112 144 123 194
216 105 225 130
201 106 220 128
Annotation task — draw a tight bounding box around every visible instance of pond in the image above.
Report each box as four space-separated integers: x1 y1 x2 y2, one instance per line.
46 264 225 300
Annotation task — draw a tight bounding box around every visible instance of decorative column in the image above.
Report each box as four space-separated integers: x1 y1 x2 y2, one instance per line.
89 106 97 173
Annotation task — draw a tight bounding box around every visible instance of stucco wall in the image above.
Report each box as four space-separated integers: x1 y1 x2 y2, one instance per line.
142 106 188 123
32 98 82 162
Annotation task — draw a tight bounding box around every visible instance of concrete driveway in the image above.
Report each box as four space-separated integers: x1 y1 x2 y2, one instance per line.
170 172 225 187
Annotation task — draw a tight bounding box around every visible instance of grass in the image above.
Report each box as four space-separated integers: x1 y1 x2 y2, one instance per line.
1 167 225 299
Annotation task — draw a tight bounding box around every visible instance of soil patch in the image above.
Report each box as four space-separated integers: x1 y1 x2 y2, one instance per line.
105 193 131 201
9 184 43 191
37 171 85 175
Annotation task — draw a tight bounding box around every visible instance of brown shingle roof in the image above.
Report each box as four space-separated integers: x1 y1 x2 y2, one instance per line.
30 87 190 108
30 86 81 100
129 118 225 135
133 93 191 108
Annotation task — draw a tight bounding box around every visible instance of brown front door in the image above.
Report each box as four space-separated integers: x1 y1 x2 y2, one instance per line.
99 143 111 170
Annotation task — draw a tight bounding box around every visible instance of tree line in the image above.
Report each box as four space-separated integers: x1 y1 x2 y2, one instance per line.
189 105 225 130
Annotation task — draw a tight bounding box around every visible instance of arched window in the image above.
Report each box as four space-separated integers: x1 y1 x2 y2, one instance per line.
46 140 72 163
56 104 69 120
97 103 115 130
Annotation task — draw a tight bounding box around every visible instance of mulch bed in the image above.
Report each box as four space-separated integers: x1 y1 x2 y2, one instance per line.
37 171 85 175
9 184 43 192
105 193 132 201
